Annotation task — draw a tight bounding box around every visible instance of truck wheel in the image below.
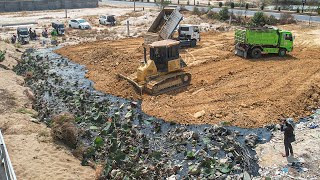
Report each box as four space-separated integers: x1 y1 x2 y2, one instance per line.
191 40 196 47
79 25 82 29
251 48 262 59
69 24 71 28
279 49 286 57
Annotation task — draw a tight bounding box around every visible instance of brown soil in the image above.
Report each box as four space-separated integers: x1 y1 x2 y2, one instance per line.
55 24 320 128
0 41 95 179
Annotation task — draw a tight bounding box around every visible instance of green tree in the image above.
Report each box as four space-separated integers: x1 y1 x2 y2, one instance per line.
219 2 223 7
219 7 230 21
230 2 235 9
155 0 171 9
260 5 264 10
251 11 266 26
296 7 300 13
245 3 249 10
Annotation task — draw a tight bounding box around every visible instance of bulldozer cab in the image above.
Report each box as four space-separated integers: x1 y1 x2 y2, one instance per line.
149 40 180 72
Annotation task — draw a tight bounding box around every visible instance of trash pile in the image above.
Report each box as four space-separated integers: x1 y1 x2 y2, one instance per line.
255 110 320 179
14 48 271 179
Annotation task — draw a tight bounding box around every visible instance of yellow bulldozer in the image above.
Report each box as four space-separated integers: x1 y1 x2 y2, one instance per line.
118 39 191 95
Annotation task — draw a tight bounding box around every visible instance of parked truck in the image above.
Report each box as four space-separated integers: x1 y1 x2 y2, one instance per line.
178 24 200 47
235 27 293 59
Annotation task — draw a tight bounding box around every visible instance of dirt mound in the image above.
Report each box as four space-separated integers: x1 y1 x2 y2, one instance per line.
56 25 320 128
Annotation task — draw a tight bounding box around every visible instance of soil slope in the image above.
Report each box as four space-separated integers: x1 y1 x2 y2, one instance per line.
56 24 320 128
0 41 95 180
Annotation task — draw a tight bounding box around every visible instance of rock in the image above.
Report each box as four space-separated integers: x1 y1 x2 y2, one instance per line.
23 88 36 102
194 110 205 118
188 164 200 175
243 171 251 180
167 175 178 180
245 133 259 148
191 132 199 140
219 158 228 164
215 113 223 118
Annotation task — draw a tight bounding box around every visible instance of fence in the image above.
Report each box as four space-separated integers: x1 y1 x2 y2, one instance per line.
0 0 99 12
0 130 17 180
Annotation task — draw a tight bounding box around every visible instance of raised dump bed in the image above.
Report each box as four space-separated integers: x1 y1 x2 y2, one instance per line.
144 7 182 44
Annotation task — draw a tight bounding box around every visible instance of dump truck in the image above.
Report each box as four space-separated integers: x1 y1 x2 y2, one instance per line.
235 27 293 58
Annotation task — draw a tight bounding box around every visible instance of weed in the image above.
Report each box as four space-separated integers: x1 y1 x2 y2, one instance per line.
51 112 79 149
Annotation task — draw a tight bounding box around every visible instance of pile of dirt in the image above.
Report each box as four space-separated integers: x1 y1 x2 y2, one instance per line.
56 24 320 128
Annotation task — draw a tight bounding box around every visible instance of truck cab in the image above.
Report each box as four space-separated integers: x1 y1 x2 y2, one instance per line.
178 24 200 47
52 22 65 35
279 31 293 53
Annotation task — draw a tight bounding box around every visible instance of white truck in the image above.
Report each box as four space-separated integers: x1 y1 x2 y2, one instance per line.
99 15 116 26
178 24 201 47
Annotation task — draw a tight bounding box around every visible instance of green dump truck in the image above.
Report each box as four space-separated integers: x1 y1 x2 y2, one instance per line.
235 27 293 58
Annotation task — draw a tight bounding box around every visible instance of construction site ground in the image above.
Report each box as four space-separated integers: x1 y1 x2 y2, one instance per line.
56 23 320 128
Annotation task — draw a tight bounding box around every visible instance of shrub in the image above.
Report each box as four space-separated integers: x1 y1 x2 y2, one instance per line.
266 15 279 25
207 11 220 20
251 12 266 26
296 7 300 13
193 6 200 15
278 7 281 11
51 112 79 149
260 5 264 10
219 2 223 7
219 7 230 21
279 13 296 24
0 50 5 62
245 3 249 10
317 8 320 14
230 2 235 9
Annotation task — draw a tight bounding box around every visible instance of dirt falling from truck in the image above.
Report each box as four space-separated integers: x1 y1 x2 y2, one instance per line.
56 25 320 128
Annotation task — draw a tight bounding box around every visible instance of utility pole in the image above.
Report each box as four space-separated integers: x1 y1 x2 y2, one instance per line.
302 0 306 13
127 20 130 36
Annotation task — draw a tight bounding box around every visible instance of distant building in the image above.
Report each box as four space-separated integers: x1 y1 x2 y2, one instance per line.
0 0 99 12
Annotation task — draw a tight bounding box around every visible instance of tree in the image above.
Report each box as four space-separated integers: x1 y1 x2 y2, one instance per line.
245 3 249 10
278 7 281 11
219 2 223 7
230 2 235 9
251 11 266 26
155 0 171 9
260 5 264 10
219 7 230 21
296 7 300 13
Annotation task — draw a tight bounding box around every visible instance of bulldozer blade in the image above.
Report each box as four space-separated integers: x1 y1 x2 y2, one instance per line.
117 73 143 95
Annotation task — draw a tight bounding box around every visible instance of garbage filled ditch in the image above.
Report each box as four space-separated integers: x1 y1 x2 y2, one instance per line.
13 48 272 179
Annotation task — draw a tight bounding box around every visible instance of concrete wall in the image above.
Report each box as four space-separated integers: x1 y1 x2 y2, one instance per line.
0 0 99 12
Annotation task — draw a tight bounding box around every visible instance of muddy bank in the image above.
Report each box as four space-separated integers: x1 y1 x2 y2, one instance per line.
14 48 272 179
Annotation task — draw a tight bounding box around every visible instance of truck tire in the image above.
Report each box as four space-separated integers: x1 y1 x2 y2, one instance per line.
251 48 262 59
191 39 196 47
279 49 286 57
79 25 82 29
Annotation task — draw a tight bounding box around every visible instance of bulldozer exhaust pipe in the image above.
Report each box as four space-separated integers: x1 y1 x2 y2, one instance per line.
143 47 147 64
